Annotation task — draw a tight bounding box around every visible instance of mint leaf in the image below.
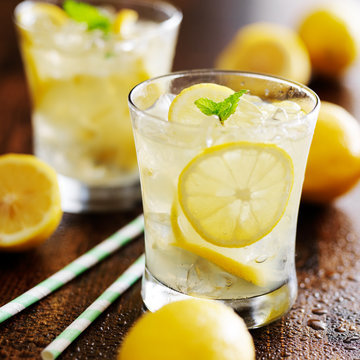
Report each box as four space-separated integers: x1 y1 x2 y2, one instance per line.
194 98 219 116
218 90 247 123
194 89 248 124
63 0 111 32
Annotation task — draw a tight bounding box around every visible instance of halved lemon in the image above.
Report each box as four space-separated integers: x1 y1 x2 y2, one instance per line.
113 9 138 38
177 142 294 248
168 83 234 125
0 154 62 251
216 22 311 85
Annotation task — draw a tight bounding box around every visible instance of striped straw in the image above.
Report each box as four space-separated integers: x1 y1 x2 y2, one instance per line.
0 214 144 324
41 254 145 360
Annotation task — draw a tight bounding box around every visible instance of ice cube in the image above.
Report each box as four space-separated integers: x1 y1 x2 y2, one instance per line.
271 107 288 122
185 258 238 297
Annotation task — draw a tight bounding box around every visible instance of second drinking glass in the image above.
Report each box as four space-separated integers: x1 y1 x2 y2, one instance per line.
15 0 182 212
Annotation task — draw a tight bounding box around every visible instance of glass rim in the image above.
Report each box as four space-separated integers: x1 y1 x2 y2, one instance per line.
128 69 320 128
14 0 182 40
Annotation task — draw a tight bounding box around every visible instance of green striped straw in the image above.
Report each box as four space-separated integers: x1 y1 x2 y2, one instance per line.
0 214 144 324
41 254 145 360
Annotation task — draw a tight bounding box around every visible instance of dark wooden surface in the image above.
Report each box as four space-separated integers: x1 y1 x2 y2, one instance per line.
1 0 360 359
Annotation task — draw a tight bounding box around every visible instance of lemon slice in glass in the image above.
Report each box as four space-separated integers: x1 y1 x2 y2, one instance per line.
171 201 283 288
178 142 294 248
0 154 62 251
16 2 68 30
113 9 138 38
168 83 234 125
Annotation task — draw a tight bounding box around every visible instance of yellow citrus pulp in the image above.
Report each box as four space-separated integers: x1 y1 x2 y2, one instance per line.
302 101 360 202
0 154 62 251
118 299 255 360
216 22 311 85
177 142 294 248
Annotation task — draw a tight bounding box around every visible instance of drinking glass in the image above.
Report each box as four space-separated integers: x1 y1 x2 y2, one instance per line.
14 0 182 212
129 70 320 328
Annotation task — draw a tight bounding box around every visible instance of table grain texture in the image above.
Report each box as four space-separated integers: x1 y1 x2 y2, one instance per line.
1 0 360 359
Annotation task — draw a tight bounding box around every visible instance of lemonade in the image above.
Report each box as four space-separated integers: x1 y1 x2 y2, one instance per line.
129 71 319 328
14 0 182 212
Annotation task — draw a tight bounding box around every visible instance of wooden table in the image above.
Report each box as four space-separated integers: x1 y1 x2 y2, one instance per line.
1 1 360 359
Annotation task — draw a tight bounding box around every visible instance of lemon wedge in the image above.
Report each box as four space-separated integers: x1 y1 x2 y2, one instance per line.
0 154 62 251
168 83 234 125
177 142 294 248
113 8 138 38
216 22 311 85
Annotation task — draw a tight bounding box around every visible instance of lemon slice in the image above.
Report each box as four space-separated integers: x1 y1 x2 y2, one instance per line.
16 2 68 29
171 201 283 288
168 83 234 125
178 142 294 248
216 22 311 85
0 154 62 251
113 9 138 38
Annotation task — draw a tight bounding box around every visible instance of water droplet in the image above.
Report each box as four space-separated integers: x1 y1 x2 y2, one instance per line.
307 319 327 330
281 352 291 358
326 271 340 280
335 326 347 333
315 333 323 339
312 308 328 315
344 335 360 343
345 346 357 351
348 274 360 282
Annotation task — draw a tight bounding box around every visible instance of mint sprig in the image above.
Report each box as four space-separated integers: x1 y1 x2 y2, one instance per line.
63 0 111 32
194 90 247 124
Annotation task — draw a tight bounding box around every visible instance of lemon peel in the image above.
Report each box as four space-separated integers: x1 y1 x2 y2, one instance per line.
302 101 360 202
119 299 255 360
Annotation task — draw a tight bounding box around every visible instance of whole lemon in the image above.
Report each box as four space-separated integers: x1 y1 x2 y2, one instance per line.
302 101 360 203
298 2 360 76
118 299 255 360
216 22 311 85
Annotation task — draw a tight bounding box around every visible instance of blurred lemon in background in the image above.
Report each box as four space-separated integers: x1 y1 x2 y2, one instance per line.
0 154 62 251
119 299 255 360
216 22 311 85
298 1 360 77
302 101 360 203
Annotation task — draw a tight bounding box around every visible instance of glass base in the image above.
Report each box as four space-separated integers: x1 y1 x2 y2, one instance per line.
58 174 141 213
141 267 297 329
